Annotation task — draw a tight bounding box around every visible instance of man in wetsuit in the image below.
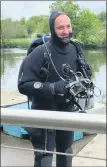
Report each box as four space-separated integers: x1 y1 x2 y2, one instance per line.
18 11 92 167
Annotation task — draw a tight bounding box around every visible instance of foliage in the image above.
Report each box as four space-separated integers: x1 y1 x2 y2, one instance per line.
1 0 106 48
2 38 31 48
75 9 101 44
25 15 49 35
35 15 50 34
1 18 28 47
97 11 106 23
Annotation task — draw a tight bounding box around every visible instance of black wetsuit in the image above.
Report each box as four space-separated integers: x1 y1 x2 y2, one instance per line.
18 39 78 109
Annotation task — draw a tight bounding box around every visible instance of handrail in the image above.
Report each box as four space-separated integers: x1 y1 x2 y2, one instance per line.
1 107 106 134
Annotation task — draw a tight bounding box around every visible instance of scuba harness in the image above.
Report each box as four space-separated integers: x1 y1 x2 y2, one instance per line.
41 35 95 112
26 35 100 112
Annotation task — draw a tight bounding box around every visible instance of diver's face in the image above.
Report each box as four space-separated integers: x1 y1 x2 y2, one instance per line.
54 14 72 43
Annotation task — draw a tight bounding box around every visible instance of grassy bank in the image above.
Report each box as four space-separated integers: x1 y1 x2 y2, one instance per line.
1 38 106 49
2 38 31 49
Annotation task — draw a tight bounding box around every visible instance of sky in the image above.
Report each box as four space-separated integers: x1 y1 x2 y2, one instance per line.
1 1 106 20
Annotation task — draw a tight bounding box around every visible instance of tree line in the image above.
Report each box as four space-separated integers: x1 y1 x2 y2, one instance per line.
1 0 106 47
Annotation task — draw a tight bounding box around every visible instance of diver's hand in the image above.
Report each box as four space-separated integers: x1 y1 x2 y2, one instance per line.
39 80 68 96
54 79 68 95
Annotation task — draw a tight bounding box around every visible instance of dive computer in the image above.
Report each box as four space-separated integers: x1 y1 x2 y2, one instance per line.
34 82 43 90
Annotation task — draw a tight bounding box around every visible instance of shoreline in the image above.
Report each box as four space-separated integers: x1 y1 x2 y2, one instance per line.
1 44 106 50
1 88 106 107
1 88 27 107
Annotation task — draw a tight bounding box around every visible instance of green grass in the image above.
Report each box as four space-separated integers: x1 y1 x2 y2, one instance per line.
2 37 106 49
3 38 32 49
10 38 31 43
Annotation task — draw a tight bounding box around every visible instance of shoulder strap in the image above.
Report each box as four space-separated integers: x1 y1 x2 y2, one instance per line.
70 40 83 56
70 40 92 78
27 42 50 108
39 41 50 82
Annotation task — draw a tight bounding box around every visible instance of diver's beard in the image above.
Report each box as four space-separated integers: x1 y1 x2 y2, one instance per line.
60 37 70 43
57 32 73 44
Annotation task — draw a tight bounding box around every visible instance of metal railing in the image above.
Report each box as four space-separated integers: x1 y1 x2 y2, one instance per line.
1 107 106 162
1 107 106 134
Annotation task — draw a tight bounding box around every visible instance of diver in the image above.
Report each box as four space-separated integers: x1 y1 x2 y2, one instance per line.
18 11 92 167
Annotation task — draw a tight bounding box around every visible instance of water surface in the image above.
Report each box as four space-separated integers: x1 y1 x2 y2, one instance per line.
1 48 106 101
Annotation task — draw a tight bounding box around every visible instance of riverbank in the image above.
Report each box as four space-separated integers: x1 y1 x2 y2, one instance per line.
1 88 27 107
1 88 106 107
1 38 106 49
1 38 31 49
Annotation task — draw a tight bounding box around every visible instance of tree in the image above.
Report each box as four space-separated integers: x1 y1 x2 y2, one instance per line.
96 12 106 47
97 11 106 23
76 9 101 44
1 18 13 47
1 18 28 47
27 25 32 37
20 17 26 26
25 16 44 34
35 15 49 34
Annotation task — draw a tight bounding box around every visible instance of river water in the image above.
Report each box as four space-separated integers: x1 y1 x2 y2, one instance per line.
1 48 106 102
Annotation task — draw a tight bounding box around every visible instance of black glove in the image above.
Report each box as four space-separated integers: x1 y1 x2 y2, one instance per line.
54 79 68 95
40 80 68 97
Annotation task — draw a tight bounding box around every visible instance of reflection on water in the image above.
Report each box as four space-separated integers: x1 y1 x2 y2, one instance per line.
84 49 106 92
1 49 27 91
1 48 106 101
